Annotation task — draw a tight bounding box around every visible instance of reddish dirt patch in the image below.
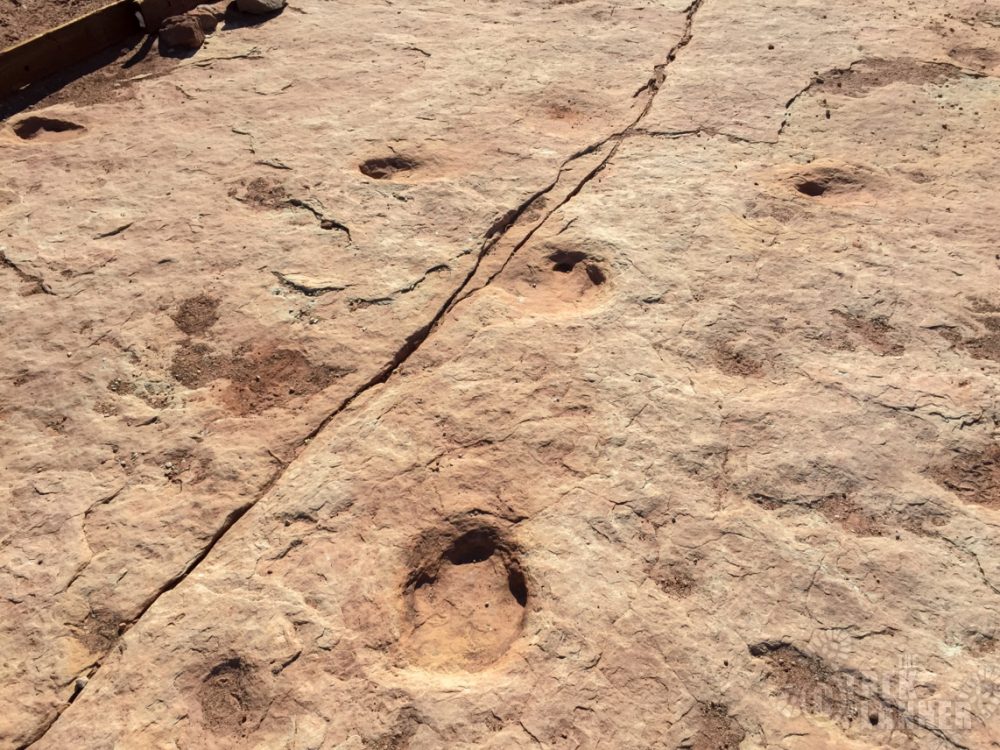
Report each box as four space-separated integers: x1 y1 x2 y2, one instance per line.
749 490 898 538
832 311 904 356
932 445 1000 509
812 494 886 537
1 0 112 50
170 341 352 415
170 342 224 389
106 378 135 396
751 642 852 716
941 299 1000 363
649 558 696 597
688 703 746 750
961 630 997 656
171 295 220 336
0 31 179 121
222 345 351 415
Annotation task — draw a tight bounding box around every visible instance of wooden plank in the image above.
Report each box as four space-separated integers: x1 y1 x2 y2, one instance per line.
0 1 140 100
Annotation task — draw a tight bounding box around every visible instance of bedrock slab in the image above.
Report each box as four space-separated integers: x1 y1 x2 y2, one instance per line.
4 0 1000 748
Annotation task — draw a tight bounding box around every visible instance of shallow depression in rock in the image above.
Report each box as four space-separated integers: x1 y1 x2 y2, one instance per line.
402 527 527 671
11 116 85 141
358 155 419 180
503 245 610 313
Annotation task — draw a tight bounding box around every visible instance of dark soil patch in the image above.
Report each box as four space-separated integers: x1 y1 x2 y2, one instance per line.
107 377 135 396
229 177 288 209
979 316 1000 333
712 343 763 377
751 642 855 717
160 445 212 485
961 629 997 656
171 294 220 335
948 45 1000 71
649 558 695 597
198 657 267 735
896 502 951 536
1 33 176 122
749 484 897 538
1 0 112 50
932 445 1000 509
73 608 124 654
969 298 1000 314
688 703 746 750
944 300 1000 363
170 341 224 389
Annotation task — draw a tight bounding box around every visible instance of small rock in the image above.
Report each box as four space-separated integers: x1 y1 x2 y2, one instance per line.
189 7 220 34
159 15 206 50
236 0 287 15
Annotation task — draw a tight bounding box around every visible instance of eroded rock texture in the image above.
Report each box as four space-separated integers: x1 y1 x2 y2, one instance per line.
1 0 999 748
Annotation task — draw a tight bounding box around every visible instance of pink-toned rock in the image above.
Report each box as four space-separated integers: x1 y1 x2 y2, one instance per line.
2 0 1000 748
188 7 220 33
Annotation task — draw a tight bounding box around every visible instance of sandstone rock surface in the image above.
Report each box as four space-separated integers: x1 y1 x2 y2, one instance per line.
1 0 999 748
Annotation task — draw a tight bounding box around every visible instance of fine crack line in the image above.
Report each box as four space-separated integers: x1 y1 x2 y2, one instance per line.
630 126 775 145
272 271 351 297
450 0 707 306
0 249 54 295
349 264 452 308
286 198 352 238
22 4 709 745
92 223 133 240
